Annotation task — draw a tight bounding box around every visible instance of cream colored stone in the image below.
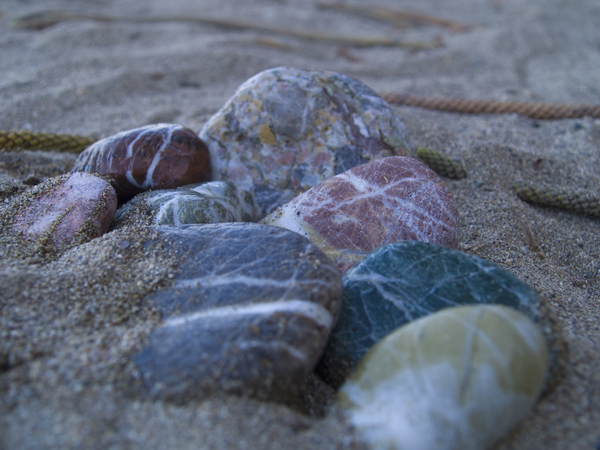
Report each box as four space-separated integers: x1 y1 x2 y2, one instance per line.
337 305 549 450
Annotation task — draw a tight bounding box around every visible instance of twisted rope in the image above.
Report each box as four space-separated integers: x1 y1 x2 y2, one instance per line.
0 130 96 153
379 93 600 120
513 182 600 218
416 147 467 179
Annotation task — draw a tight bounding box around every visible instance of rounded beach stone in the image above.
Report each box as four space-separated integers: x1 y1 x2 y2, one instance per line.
199 66 411 217
134 223 343 404
337 305 549 450
261 156 459 273
10 172 117 248
72 124 211 200
115 181 256 226
317 240 541 387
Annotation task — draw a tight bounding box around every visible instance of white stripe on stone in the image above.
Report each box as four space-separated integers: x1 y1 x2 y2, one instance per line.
164 299 333 329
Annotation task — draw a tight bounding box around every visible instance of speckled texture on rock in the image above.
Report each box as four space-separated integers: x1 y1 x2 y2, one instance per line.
199 66 411 218
317 241 542 387
115 181 256 226
261 156 459 273
9 172 117 249
134 223 343 404
72 124 211 200
337 305 549 450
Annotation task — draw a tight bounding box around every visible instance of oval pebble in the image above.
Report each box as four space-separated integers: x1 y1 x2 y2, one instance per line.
115 181 256 226
261 156 459 273
199 66 411 217
134 223 343 404
337 305 549 450
317 241 541 387
10 172 117 249
72 124 211 200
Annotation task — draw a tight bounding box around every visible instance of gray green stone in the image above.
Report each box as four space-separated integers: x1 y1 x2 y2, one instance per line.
134 223 342 404
317 240 541 387
115 181 255 226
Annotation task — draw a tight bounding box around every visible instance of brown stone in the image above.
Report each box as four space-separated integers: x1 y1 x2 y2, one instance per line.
72 124 211 200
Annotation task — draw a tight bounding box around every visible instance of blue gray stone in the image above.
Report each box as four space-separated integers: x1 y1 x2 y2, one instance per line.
134 223 343 404
317 240 541 387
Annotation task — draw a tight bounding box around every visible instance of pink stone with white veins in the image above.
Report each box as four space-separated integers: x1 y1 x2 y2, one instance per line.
12 172 118 248
261 156 460 273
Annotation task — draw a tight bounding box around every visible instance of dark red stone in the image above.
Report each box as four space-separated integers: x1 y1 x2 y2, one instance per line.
262 156 460 273
72 124 211 200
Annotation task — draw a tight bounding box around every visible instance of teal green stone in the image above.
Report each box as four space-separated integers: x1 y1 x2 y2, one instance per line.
317 240 541 387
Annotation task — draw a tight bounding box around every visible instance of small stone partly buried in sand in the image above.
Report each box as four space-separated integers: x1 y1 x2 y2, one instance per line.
337 304 549 450
199 66 411 217
115 181 256 226
134 223 343 404
261 156 459 273
316 241 542 387
72 124 211 200
10 172 117 248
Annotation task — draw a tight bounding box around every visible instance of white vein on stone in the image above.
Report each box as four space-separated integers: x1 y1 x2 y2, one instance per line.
164 299 334 330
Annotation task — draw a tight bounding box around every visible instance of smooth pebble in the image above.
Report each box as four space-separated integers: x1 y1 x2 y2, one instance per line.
261 156 459 273
200 66 411 217
115 181 256 226
11 172 117 248
337 305 549 450
134 223 343 404
72 124 211 200
317 241 541 387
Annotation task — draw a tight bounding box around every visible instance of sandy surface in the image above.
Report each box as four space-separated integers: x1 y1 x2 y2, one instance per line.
1 0 599 448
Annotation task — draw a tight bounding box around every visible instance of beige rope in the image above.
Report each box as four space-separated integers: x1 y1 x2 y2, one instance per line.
380 93 600 120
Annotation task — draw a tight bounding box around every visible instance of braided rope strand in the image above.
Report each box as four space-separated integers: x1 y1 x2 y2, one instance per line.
416 147 467 179
0 130 96 153
513 182 600 218
380 93 600 120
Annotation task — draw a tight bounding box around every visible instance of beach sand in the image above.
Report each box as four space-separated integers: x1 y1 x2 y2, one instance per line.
1 0 599 448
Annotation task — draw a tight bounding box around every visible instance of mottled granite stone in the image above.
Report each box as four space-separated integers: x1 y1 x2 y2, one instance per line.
199 66 411 217
134 223 343 404
72 124 211 200
337 305 549 450
10 172 117 248
115 181 255 226
261 157 459 273
317 241 542 387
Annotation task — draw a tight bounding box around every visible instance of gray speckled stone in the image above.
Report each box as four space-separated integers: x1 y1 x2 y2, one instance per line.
134 223 343 404
317 241 542 387
199 66 411 218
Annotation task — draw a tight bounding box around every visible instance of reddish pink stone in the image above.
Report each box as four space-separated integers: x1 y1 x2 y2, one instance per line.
261 156 460 272
12 173 117 248
72 124 211 200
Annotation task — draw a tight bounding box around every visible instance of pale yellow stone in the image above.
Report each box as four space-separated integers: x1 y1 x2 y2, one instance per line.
337 305 549 450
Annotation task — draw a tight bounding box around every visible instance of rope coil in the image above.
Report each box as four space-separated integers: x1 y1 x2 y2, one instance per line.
513 182 600 218
380 93 600 120
0 130 96 154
